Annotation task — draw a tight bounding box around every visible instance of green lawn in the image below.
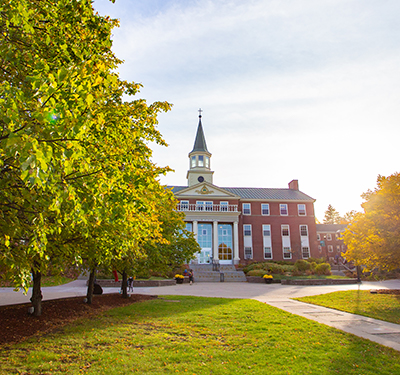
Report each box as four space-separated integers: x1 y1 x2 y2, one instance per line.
0 275 74 288
296 290 400 324
1 296 399 374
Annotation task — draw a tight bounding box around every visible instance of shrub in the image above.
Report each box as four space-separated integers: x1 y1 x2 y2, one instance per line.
307 257 326 264
294 260 311 272
291 269 303 277
247 269 268 277
315 263 331 276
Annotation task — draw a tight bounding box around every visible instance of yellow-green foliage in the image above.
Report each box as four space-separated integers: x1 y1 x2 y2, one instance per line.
315 263 331 275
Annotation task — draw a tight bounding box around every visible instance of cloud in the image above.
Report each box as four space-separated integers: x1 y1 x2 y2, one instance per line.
94 0 400 219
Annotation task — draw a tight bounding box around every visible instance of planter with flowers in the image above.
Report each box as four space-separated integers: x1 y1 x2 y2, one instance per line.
175 274 184 284
263 274 273 284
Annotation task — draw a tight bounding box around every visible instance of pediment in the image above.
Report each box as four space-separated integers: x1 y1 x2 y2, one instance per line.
174 182 239 198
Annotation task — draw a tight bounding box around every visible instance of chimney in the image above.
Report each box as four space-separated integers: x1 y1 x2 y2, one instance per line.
288 179 299 190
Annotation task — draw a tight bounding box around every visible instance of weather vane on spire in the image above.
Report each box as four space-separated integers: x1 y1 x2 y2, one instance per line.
198 108 203 118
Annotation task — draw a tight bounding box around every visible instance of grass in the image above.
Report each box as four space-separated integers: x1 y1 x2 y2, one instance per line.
0 275 74 288
1 296 399 374
295 290 400 324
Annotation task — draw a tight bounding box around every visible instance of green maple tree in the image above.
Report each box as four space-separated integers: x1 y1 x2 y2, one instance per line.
0 0 195 315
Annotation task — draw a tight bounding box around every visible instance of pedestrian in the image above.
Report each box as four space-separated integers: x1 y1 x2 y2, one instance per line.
128 276 134 292
189 269 194 285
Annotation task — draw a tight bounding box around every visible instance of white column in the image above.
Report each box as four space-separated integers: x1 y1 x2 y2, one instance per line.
233 221 240 263
193 221 199 264
213 221 219 261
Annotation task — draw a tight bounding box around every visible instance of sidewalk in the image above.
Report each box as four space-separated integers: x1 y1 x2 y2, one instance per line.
1 279 399 351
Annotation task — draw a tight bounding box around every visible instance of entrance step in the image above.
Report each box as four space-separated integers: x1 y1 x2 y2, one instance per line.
189 264 247 282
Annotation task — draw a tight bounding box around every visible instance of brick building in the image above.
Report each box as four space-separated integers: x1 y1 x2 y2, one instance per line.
169 113 319 265
316 224 347 263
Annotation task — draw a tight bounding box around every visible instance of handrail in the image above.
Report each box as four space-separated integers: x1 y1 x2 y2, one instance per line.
177 203 238 212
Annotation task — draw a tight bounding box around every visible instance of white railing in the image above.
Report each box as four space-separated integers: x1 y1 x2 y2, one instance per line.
177 203 238 212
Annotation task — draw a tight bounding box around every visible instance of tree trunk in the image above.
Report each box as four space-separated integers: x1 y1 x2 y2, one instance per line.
31 268 42 317
121 270 128 299
86 268 96 304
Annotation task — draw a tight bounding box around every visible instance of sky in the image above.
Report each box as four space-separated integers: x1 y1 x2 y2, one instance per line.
93 0 400 221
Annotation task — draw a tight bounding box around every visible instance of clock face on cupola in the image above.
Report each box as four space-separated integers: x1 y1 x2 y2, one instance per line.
186 109 214 187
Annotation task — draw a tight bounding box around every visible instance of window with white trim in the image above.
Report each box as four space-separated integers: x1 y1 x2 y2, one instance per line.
191 156 196 168
205 156 210 168
180 200 189 211
280 204 288 216
328 245 333 252
318 245 322 252
205 201 213 211
243 203 251 215
300 225 308 237
336 245 340 252
198 155 204 167
302 247 310 258
220 201 228 212
317 234 320 241
298 204 306 216
283 247 292 259
281 225 290 236
262 225 271 237
244 225 252 236
261 204 270 215
244 247 253 259
196 201 204 211
264 247 272 259
326 234 332 241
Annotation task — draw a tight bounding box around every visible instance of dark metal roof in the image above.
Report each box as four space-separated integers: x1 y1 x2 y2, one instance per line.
190 117 209 153
167 185 315 201
316 224 347 232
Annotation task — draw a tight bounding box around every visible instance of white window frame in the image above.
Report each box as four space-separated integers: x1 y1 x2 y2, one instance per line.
336 245 341 252
262 224 271 237
283 247 292 259
328 245 333 252
196 201 204 211
198 155 204 167
243 224 252 236
302 247 310 258
244 247 253 259
180 200 189 211
300 225 308 237
280 204 288 216
205 201 213 211
317 234 320 241
191 156 196 168
281 225 290 236
264 247 272 259
261 203 270 216
326 234 332 241
243 203 251 215
220 201 228 212
298 204 306 216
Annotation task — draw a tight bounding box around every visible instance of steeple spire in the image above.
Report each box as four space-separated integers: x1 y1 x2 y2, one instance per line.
190 109 209 153
187 110 214 186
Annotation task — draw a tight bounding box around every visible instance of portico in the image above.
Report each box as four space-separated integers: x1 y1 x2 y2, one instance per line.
184 210 240 264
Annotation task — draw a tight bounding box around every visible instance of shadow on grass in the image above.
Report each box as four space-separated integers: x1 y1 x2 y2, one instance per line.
3 295 400 374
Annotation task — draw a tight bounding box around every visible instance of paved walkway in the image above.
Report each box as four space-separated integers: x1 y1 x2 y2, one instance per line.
1 279 399 351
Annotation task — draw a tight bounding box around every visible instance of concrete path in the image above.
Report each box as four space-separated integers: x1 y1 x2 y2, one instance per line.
1 279 399 351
